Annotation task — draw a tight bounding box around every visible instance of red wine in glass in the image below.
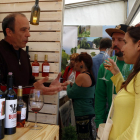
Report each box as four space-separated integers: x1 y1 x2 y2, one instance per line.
31 108 41 113
29 89 44 130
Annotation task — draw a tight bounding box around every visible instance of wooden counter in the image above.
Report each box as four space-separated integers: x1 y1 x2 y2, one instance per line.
3 123 59 140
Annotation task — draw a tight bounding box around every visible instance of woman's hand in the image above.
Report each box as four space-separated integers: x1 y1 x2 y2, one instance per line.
61 80 71 89
104 58 120 75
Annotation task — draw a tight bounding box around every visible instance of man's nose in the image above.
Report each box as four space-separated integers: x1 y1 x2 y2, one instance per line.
26 30 30 37
113 40 118 46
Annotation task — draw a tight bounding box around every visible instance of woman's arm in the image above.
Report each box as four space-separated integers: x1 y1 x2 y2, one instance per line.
111 72 124 93
104 58 124 93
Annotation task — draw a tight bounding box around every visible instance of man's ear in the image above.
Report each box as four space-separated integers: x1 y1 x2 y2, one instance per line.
5 28 13 37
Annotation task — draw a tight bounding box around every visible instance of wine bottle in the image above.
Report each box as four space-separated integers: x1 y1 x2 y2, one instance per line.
5 72 17 135
42 55 50 77
0 71 5 139
32 54 40 77
17 86 27 128
26 46 30 60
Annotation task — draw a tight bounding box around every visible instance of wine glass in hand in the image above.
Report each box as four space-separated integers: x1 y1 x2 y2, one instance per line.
29 89 44 130
99 48 114 81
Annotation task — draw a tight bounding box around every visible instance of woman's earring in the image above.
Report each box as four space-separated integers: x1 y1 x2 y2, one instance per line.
80 65 83 68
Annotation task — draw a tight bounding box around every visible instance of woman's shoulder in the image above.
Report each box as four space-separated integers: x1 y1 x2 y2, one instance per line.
76 73 91 84
77 73 90 79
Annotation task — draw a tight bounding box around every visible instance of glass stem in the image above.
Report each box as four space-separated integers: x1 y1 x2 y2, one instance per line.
103 69 107 78
34 113 37 127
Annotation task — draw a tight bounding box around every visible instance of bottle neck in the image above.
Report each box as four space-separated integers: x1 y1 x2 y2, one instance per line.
17 96 22 100
7 74 13 89
26 46 29 54
35 0 39 5
7 84 13 90
34 56 38 61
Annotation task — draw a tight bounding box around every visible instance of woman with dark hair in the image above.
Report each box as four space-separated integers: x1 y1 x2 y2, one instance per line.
66 53 95 140
104 26 140 140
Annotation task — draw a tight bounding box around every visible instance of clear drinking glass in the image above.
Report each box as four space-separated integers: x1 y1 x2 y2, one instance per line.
122 64 133 80
99 48 114 81
29 89 44 130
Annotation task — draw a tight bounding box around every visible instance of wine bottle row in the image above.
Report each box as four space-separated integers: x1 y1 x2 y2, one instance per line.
32 54 50 77
0 72 27 139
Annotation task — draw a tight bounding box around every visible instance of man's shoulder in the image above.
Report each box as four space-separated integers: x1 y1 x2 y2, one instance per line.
0 40 6 51
92 53 104 59
92 54 104 64
92 54 99 61
20 48 26 53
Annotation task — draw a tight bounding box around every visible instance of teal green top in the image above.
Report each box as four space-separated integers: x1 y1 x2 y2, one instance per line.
95 56 125 128
67 83 95 117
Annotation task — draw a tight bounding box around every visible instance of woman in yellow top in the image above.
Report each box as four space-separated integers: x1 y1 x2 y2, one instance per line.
104 25 140 140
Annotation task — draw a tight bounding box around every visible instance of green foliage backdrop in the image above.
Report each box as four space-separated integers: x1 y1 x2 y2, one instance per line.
92 37 102 48
61 49 69 75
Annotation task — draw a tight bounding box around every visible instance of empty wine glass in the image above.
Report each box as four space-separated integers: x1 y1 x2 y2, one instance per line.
99 48 114 81
29 89 44 130
122 64 133 80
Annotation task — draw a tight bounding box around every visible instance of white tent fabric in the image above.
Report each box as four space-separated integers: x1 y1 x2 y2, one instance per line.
128 0 136 15
65 0 90 4
62 26 78 54
64 1 125 25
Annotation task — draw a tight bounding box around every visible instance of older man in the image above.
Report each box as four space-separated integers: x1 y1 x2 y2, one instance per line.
0 13 63 94
0 13 33 87
95 24 129 129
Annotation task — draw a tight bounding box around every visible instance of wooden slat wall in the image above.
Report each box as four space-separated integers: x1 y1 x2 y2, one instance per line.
28 94 59 124
0 0 61 3
0 0 64 124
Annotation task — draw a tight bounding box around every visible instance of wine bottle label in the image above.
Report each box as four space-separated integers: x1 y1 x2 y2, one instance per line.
21 108 26 120
0 98 5 119
5 100 17 128
32 66 39 73
43 66 50 72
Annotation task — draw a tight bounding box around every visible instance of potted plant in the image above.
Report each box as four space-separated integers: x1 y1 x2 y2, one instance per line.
62 124 77 140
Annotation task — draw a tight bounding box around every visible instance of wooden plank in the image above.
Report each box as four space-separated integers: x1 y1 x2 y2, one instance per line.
0 0 61 3
35 73 58 80
29 104 57 114
30 62 59 72
28 112 57 124
3 123 59 140
19 124 59 140
0 2 62 13
29 52 59 62
0 12 62 22
26 42 60 52
29 32 61 41
44 94 58 104
30 22 62 31
0 32 61 41
0 22 61 31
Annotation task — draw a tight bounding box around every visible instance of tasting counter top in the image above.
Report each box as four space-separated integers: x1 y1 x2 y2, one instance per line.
3 122 59 140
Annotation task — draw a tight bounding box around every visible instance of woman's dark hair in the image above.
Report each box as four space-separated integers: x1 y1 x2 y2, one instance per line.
121 26 140 92
75 52 94 79
2 13 26 37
